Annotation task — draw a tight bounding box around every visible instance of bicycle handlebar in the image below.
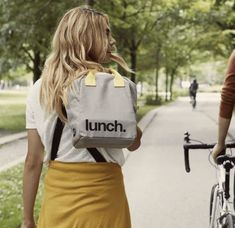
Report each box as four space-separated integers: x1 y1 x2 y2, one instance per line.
183 142 235 173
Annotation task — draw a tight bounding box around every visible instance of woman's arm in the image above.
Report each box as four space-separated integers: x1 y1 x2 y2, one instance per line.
22 129 44 228
212 117 231 161
127 126 142 151
212 51 235 162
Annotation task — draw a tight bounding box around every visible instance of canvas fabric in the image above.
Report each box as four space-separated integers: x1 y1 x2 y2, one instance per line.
66 69 137 149
37 161 131 228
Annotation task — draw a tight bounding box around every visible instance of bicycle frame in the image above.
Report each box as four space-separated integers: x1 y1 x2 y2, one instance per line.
190 95 196 109
210 166 232 228
183 132 235 228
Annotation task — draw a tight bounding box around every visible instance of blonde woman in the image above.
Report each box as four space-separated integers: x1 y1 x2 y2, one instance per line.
22 6 142 228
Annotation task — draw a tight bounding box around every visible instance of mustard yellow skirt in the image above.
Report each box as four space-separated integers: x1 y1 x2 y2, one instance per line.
37 161 131 228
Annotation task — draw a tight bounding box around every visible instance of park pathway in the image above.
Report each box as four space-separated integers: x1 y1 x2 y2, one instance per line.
123 93 235 228
0 137 26 172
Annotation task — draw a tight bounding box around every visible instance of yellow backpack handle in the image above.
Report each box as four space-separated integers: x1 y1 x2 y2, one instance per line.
85 70 96 86
85 68 125 87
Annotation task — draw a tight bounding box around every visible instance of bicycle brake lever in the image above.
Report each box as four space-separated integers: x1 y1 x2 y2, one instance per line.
184 132 190 143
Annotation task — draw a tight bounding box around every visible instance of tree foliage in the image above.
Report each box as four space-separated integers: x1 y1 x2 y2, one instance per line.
1 0 235 98
0 0 83 81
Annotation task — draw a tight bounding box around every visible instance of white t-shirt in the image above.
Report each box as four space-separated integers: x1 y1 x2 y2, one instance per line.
26 79 126 166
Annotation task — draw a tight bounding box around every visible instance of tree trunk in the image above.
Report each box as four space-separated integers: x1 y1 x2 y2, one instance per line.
117 64 126 77
169 70 175 101
155 68 159 101
85 0 95 6
140 81 143 96
130 37 137 83
130 50 136 82
165 68 169 101
214 0 222 6
155 47 161 101
33 51 42 83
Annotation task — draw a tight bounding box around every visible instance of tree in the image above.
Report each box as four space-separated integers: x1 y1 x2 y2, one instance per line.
0 0 83 82
85 0 95 6
0 0 158 84
147 0 194 101
94 0 157 83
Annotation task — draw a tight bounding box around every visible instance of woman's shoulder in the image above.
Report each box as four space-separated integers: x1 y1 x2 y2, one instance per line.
30 78 42 93
33 78 42 89
27 78 42 103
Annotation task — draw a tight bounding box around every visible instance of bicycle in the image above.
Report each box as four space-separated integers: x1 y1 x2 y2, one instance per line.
183 132 235 228
189 92 197 109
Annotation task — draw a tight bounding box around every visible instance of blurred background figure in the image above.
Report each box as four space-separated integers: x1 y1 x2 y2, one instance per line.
189 79 199 109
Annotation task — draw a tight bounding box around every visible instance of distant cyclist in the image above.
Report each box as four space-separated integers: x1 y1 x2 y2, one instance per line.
189 79 199 108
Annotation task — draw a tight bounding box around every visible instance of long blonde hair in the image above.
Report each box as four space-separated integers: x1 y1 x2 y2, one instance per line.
40 6 132 120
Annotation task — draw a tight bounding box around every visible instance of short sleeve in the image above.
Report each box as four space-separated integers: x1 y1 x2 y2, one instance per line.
25 90 37 129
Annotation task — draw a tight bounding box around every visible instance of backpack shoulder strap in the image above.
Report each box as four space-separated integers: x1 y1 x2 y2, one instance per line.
51 106 106 162
87 148 107 163
51 116 65 160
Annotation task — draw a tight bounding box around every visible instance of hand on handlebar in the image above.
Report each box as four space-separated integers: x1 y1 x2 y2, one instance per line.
212 143 226 163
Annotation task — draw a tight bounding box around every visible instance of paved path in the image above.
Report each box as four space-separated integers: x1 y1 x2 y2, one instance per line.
123 93 235 228
0 138 26 172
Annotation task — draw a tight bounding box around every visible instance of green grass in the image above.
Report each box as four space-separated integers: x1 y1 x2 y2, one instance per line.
0 163 46 228
0 91 27 133
136 105 158 122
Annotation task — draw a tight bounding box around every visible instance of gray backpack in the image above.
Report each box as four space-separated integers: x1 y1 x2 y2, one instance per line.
66 68 137 148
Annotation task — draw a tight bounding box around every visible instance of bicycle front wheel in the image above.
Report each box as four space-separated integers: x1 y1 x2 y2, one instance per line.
209 184 222 228
210 184 219 222
192 99 196 109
